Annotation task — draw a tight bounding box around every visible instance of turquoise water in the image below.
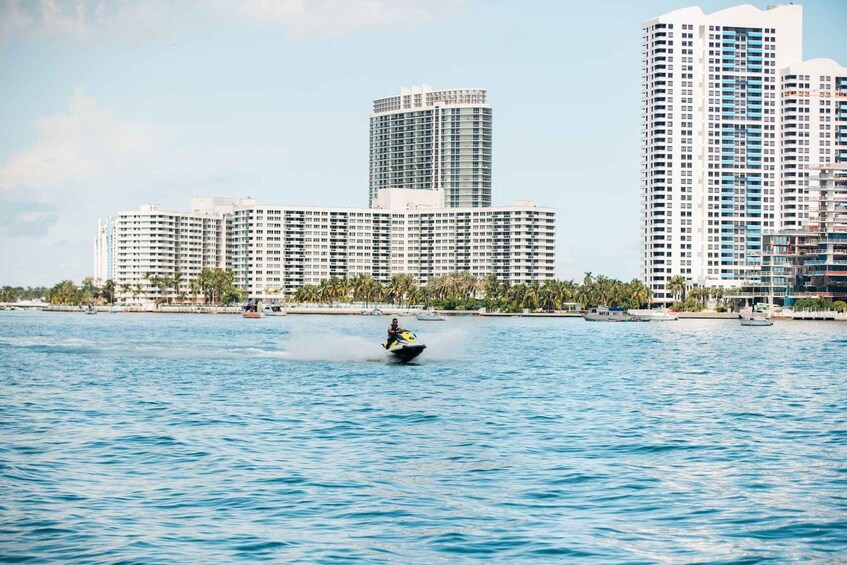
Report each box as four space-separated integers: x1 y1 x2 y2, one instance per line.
1 311 845 562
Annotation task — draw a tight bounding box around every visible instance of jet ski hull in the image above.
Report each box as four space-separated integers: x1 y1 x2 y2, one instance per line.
389 344 426 363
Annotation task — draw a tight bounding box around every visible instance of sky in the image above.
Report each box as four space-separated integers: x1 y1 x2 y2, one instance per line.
1 0 846 287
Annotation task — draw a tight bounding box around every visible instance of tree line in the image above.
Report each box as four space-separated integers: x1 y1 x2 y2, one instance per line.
4 269 245 306
7 270 764 312
0 286 50 302
290 272 655 312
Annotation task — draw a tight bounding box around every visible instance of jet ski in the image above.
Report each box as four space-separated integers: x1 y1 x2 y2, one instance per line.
382 329 426 362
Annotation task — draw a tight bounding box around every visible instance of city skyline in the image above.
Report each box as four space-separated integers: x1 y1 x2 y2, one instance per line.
1 0 846 286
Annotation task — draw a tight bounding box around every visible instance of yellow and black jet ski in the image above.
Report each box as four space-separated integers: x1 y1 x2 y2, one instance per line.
382 329 426 362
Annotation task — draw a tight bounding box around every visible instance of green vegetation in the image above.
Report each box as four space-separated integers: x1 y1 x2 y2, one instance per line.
44 278 107 305
291 272 654 312
2 268 244 307
793 297 847 312
0 286 49 302
142 269 243 305
669 282 727 312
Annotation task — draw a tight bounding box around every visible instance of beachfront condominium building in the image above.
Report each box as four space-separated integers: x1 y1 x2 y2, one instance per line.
780 59 847 231
108 198 251 303
228 188 555 298
370 85 492 209
761 164 847 304
99 190 556 303
641 4 803 304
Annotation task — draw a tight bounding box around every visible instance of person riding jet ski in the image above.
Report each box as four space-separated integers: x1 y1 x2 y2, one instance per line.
382 318 426 362
386 318 404 348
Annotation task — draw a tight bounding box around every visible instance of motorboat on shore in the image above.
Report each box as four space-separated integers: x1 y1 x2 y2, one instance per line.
416 310 446 321
629 309 678 322
382 329 426 362
583 306 643 322
263 304 287 317
739 312 773 326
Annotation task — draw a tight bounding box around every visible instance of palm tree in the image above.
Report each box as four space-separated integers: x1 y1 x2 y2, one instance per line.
667 275 687 302
155 275 170 304
120 283 131 303
481 274 501 303
351 274 376 305
102 279 116 305
189 278 201 304
523 281 541 310
628 279 651 309
171 272 184 304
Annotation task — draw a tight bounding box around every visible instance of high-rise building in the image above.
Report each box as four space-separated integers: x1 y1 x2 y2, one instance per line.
93 217 112 284
780 59 847 230
369 85 492 209
641 4 803 304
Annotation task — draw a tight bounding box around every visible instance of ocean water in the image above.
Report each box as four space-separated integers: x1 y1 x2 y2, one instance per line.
1 311 845 563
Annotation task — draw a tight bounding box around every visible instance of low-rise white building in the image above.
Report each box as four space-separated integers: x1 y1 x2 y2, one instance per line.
228 190 556 298
109 198 251 303
99 190 556 302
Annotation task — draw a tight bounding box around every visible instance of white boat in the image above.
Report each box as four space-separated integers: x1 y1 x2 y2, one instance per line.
361 309 384 316
85 306 97 315
263 304 287 316
739 312 773 326
630 309 678 322
416 311 446 321
583 306 643 322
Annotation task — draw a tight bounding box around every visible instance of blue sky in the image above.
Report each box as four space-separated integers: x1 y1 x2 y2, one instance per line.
1 0 845 286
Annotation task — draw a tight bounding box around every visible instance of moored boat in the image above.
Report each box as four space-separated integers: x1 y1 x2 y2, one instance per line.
242 299 263 318
262 304 287 316
739 312 773 326
583 306 643 322
630 309 678 322
416 310 446 321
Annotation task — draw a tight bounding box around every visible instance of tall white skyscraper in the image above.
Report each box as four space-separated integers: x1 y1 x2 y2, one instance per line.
369 85 493 209
780 58 847 230
93 217 112 284
641 4 802 304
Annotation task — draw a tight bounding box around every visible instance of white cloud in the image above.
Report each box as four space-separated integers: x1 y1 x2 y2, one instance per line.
1 0 470 45
0 90 172 192
209 0 469 40
0 0 178 46
0 89 291 284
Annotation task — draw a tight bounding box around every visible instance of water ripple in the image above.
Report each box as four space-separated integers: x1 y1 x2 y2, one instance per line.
1 312 845 561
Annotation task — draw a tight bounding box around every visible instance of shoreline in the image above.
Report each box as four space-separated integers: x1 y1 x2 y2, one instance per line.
6 306 843 321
